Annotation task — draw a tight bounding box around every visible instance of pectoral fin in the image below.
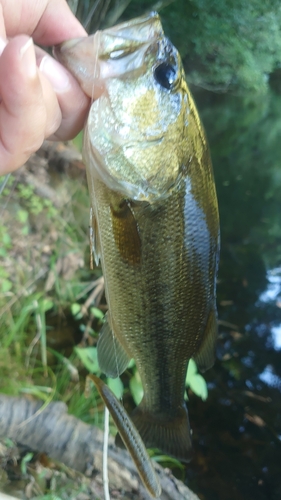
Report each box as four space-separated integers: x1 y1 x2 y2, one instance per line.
97 313 131 378
193 307 217 372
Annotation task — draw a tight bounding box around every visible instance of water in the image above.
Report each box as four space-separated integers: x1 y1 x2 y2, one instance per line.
184 89 281 500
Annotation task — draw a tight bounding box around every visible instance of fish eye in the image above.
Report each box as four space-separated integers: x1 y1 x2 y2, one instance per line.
154 62 177 90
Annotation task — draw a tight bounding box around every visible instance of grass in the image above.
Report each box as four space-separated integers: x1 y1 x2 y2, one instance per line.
0 145 107 498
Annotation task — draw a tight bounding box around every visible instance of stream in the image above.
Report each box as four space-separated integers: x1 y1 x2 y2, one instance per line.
185 89 281 500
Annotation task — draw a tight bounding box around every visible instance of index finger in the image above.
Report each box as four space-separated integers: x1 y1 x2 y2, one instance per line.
1 0 87 46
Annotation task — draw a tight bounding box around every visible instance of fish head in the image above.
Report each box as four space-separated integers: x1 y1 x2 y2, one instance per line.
55 12 190 202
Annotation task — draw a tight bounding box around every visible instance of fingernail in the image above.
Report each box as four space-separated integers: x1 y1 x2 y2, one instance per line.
0 36 7 56
20 37 37 78
39 55 70 93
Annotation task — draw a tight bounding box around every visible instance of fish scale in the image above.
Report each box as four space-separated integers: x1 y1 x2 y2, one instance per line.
93 173 213 416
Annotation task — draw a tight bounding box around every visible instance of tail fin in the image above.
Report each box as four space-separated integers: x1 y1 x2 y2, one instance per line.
116 403 192 463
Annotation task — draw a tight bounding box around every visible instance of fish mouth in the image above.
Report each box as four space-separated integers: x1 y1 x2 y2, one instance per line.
54 11 162 58
54 12 164 98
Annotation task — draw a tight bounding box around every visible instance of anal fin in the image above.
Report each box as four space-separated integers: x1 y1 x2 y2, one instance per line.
97 313 131 378
193 307 217 372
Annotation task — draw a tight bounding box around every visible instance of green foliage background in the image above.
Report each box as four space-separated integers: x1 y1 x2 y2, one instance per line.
159 0 281 94
70 0 281 94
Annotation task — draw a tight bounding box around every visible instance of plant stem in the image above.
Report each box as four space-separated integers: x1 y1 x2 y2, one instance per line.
103 406 110 500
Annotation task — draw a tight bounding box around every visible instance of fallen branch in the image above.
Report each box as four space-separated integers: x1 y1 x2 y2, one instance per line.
0 395 199 500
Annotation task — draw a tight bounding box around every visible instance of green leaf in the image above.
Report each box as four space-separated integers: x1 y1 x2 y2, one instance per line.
71 303 81 315
17 209 29 224
2 231 11 248
188 374 208 401
0 247 7 257
185 359 197 383
107 377 123 399
21 226 29 235
151 454 185 470
129 371 143 405
2 279 12 293
21 452 33 475
41 298 54 312
0 267 8 278
4 438 14 448
90 307 104 320
71 302 82 318
75 347 100 373
128 358 136 369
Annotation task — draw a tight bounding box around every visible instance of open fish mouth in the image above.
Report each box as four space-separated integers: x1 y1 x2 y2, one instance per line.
54 12 165 99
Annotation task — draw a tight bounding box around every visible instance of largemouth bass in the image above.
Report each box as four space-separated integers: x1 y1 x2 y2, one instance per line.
55 11 219 464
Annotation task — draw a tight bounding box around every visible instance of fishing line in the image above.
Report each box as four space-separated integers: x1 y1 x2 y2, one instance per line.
0 173 10 196
83 0 102 31
88 30 100 270
0 173 17 218
91 29 100 105
103 406 110 500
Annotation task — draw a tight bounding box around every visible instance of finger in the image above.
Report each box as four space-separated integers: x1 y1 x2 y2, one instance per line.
1 0 87 45
0 4 6 39
34 0 88 45
36 48 90 141
0 36 61 175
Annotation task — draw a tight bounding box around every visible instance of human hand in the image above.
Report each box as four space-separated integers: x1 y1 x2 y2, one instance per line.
0 0 90 176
